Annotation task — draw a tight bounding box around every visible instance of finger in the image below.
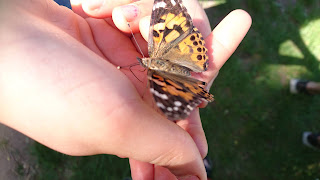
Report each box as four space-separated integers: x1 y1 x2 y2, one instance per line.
182 0 211 37
112 0 153 33
177 110 208 158
129 159 154 179
130 158 199 180
70 0 88 18
114 0 210 36
198 10 251 108
154 165 177 180
205 9 252 79
139 16 150 42
86 18 138 62
74 0 132 18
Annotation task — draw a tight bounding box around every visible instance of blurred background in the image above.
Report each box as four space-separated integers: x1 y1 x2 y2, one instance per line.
1 0 319 179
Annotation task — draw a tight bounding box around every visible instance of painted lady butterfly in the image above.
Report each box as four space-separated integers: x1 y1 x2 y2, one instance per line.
137 0 214 120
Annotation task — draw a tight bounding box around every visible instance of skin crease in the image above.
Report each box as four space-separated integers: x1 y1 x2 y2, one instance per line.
0 0 251 179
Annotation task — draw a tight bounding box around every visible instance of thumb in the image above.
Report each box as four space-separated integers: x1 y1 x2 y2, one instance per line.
103 100 207 179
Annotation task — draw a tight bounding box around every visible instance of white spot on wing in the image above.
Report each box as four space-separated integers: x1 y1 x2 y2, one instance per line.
173 107 179 111
170 0 176 6
156 102 165 109
153 1 167 10
174 101 182 107
167 107 173 112
183 109 191 114
150 88 168 100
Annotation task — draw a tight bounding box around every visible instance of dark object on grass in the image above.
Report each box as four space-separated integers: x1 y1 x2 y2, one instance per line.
303 132 320 150
290 79 320 95
204 156 213 179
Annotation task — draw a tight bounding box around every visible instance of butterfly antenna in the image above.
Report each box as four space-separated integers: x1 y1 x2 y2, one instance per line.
129 65 143 83
127 22 145 58
117 62 143 83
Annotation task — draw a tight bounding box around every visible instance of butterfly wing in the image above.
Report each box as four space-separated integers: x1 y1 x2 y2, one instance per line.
149 0 209 72
148 70 214 120
149 0 192 57
161 27 209 72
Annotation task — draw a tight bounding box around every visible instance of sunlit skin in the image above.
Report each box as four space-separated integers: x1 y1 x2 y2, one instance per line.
0 0 251 179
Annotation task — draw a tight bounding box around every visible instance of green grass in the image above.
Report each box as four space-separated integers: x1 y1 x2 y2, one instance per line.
203 0 320 179
31 143 130 179
31 0 320 179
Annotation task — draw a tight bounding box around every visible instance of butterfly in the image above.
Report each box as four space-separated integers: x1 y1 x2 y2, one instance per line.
137 0 214 120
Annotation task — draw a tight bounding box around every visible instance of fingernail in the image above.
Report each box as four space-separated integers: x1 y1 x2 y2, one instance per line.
86 0 104 10
120 4 140 22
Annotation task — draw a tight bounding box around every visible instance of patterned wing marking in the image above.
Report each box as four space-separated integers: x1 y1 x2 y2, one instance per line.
161 27 209 72
148 70 214 120
148 0 193 58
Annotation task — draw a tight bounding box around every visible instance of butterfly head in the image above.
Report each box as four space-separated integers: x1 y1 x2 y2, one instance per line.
136 57 148 69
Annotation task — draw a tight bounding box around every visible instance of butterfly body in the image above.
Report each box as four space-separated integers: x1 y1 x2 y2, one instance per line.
137 57 191 76
139 0 214 120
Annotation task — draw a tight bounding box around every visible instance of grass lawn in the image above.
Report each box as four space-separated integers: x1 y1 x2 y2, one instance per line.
31 0 320 179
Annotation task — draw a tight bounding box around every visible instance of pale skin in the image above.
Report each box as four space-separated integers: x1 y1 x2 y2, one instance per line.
0 0 251 179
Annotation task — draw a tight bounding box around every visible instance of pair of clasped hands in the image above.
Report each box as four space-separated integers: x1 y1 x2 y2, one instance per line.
0 0 251 179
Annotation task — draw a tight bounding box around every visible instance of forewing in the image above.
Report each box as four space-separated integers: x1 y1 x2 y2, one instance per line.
149 0 209 72
148 0 193 58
